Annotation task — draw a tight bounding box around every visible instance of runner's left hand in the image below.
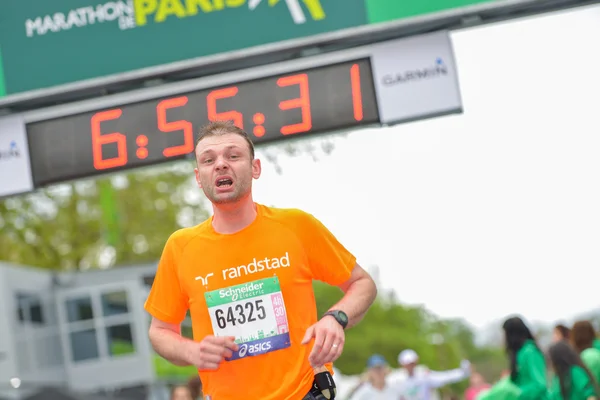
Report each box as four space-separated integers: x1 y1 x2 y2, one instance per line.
301 315 345 367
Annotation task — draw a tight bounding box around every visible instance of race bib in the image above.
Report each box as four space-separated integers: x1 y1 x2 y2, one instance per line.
204 277 291 361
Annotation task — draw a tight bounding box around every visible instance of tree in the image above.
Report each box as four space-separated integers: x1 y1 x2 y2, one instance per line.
312 281 506 390
0 162 205 270
314 282 461 373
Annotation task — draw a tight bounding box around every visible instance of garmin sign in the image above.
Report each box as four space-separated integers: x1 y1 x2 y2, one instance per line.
370 31 462 124
0 141 20 161
381 57 449 86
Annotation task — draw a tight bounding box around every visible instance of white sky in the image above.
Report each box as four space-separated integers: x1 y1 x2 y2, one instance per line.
249 4 600 330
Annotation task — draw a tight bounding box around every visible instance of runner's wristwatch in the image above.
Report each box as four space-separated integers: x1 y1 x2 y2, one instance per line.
323 310 348 329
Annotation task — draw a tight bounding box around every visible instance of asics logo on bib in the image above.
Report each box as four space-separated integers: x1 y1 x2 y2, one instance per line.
222 252 290 281
238 341 273 358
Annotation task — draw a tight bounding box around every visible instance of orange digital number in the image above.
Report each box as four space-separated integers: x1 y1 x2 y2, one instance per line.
206 87 243 128
350 64 364 122
91 109 128 170
157 96 194 158
277 74 312 135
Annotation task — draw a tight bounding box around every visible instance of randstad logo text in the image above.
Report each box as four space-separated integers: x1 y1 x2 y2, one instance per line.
222 252 290 280
25 0 327 37
382 58 448 86
0 141 20 161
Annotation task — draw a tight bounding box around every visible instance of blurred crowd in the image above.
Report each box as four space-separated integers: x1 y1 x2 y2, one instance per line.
164 316 600 400
167 375 202 400
474 317 600 400
337 316 600 400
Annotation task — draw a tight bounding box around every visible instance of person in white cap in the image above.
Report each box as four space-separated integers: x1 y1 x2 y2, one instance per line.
388 349 472 400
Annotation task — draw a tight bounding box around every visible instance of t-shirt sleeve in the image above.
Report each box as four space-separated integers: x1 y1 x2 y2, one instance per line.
144 233 189 324
298 211 356 285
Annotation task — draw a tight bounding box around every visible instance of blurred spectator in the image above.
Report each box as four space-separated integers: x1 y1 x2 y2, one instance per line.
187 375 203 400
348 354 399 400
553 324 571 343
502 316 547 400
387 349 471 400
571 320 600 385
465 372 491 400
548 340 599 400
477 374 521 400
332 366 362 400
170 385 193 400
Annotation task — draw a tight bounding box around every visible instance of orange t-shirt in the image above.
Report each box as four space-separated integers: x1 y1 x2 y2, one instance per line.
144 204 356 400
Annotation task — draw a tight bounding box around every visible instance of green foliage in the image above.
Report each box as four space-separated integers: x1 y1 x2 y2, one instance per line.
0 137 339 269
112 340 197 380
313 281 505 390
153 355 199 380
0 162 207 270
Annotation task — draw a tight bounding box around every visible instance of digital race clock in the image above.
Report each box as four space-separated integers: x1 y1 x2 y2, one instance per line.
11 32 463 197
26 59 379 187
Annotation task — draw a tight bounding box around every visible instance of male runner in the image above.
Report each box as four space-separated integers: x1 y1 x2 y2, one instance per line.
145 120 377 400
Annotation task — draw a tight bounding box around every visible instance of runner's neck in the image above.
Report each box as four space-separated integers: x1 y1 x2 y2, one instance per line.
211 196 257 234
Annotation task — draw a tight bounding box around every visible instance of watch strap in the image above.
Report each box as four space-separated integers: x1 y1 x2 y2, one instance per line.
323 310 348 329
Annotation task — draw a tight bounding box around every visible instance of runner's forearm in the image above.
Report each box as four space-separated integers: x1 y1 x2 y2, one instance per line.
330 274 377 329
149 326 195 367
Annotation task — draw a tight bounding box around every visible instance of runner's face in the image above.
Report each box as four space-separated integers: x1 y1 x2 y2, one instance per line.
194 133 261 205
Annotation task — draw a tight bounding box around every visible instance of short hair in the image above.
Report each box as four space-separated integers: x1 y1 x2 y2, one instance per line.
195 120 255 159
187 375 202 399
571 320 596 353
555 324 571 340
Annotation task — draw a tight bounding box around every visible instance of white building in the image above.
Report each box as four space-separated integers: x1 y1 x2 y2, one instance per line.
0 262 168 400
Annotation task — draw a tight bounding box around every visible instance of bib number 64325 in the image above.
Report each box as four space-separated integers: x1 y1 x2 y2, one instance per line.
214 300 267 329
205 277 291 361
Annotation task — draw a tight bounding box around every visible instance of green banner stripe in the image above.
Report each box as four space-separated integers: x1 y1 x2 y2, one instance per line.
206 277 280 307
98 179 120 246
1 0 367 96
0 46 6 97
366 0 496 24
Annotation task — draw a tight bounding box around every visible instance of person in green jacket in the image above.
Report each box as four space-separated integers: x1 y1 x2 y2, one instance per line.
548 340 599 400
571 321 600 385
477 373 522 400
593 339 600 353
502 316 548 400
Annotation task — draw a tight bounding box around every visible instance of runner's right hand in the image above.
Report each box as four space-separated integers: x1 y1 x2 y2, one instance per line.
186 335 238 370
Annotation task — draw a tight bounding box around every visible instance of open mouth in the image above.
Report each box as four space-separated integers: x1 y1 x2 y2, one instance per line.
216 178 233 188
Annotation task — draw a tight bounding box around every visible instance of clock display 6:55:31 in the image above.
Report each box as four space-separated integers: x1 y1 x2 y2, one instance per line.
26 58 380 188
